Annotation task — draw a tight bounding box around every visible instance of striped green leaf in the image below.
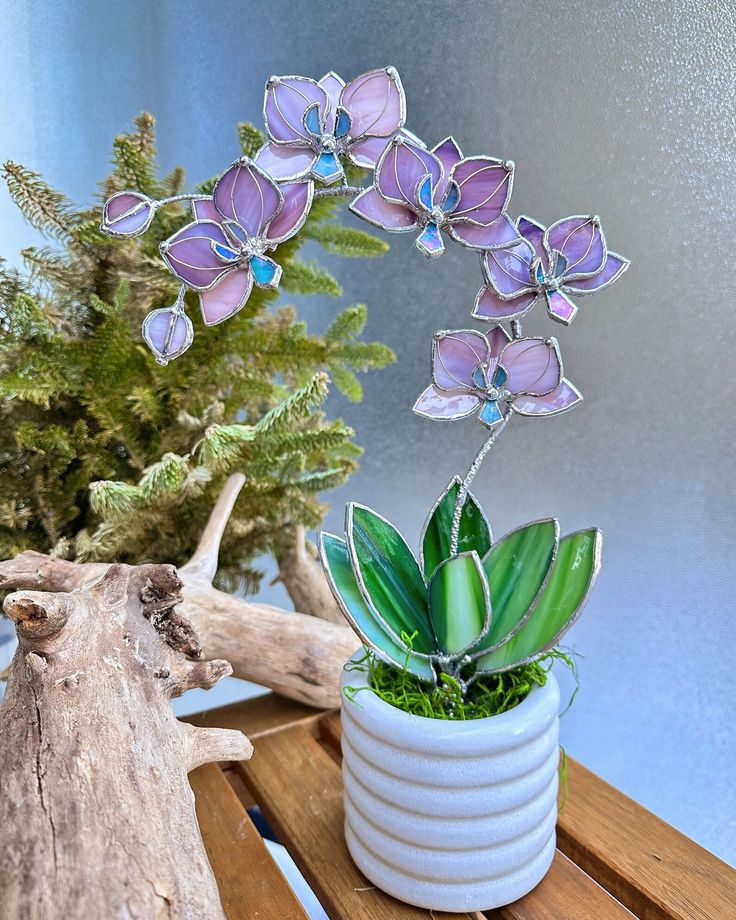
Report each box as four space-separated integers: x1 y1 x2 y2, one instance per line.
472 519 558 656
421 478 492 580
475 529 602 673
428 552 491 655
347 504 435 653
319 533 435 680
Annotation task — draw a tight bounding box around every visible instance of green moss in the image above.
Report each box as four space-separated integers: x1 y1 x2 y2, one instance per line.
345 647 577 722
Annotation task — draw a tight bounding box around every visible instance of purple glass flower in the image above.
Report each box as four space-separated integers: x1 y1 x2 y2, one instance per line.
101 190 155 238
159 158 313 326
413 328 582 428
474 214 630 326
254 67 406 185
350 136 519 259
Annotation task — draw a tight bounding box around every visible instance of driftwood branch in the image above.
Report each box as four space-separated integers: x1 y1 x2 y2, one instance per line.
0 476 358 709
0 562 252 919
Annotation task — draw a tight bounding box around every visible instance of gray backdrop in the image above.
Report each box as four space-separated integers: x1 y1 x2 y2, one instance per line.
2 0 734 864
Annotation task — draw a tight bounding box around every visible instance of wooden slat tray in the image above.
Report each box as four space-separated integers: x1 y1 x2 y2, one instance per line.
187 694 736 920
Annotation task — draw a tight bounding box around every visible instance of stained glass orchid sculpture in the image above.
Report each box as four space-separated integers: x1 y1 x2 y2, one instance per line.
413 328 582 428
255 67 406 185
474 214 630 325
350 136 518 258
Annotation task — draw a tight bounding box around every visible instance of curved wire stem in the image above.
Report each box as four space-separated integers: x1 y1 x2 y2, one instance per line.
314 185 364 199
449 418 509 556
154 193 208 208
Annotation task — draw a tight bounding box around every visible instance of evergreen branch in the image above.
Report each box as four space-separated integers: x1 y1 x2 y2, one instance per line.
238 122 266 157
303 223 389 258
255 373 330 433
280 260 342 297
325 303 367 341
3 161 80 240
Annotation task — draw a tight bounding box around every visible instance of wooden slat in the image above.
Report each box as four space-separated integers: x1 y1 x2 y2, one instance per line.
488 852 636 920
237 725 482 920
557 759 736 920
191 762 308 920
184 692 323 739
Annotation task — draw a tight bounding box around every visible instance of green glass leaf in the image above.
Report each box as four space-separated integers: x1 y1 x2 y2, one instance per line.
428 552 491 656
421 478 492 580
347 504 435 653
472 519 558 656
475 529 602 673
319 533 435 681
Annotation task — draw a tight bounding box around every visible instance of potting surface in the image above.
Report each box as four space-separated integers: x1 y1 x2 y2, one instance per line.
186 693 736 920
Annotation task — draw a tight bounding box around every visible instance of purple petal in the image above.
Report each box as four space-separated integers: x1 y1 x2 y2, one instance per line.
254 142 318 182
102 191 154 237
431 137 463 201
449 158 512 223
564 252 630 293
376 139 442 207
348 136 393 169
432 137 463 175
447 214 520 250
473 286 538 322
199 269 253 326
160 220 232 290
264 76 328 144
517 215 549 267
482 238 536 297
349 186 418 231
545 289 579 325
432 330 490 390
545 216 606 279
142 307 193 363
500 337 562 396
413 385 479 421
318 71 345 125
484 325 512 380
213 160 282 237
341 67 405 138
191 198 221 222
512 379 582 416
265 181 313 244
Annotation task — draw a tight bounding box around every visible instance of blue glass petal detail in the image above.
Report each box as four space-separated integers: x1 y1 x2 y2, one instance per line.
250 255 281 288
442 180 460 214
472 365 487 389
212 242 239 263
478 400 503 427
224 221 249 246
554 250 568 278
417 174 434 211
416 221 445 259
492 365 508 388
535 260 546 285
312 152 343 182
304 103 322 137
334 107 352 139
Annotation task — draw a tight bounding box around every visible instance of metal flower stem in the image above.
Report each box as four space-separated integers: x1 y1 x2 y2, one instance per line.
314 185 364 199
449 419 509 556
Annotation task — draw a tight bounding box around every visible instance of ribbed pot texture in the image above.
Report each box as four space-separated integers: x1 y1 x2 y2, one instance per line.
340 653 560 913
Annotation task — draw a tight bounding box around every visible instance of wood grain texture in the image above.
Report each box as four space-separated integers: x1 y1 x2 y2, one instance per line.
191 763 308 920
487 852 636 920
557 759 736 920
0 564 251 920
184 692 324 739
236 725 482 920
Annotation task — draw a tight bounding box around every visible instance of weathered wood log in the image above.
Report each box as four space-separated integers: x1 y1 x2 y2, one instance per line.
0 562 252 920
0 475 357 709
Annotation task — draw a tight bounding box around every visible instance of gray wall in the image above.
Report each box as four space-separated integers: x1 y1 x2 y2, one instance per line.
2 0 734 864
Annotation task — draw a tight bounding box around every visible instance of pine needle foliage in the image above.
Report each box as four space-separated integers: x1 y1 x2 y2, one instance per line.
0 114 394 591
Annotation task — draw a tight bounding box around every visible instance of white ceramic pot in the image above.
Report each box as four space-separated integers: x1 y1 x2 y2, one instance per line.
340 652 560 913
